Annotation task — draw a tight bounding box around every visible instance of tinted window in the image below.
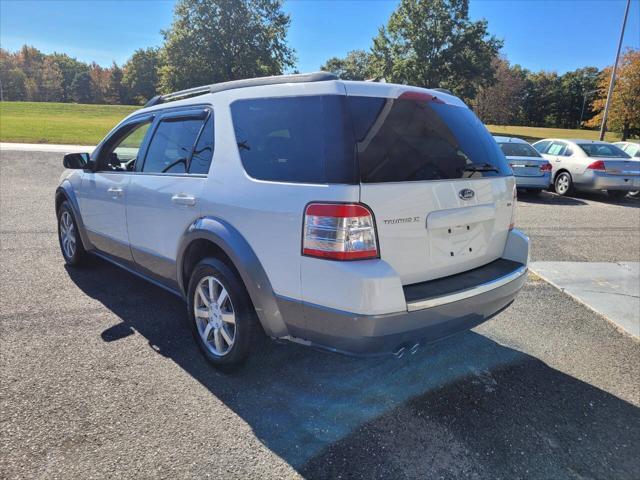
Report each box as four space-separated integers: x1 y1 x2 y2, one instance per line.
498 142 542 158
533 141 551 153
230 96 356 183
578 143 631 158
349 96 510 182
143 118 205 173
189 115 214 174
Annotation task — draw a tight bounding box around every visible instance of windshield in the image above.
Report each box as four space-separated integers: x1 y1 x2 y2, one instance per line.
578 143 630 158
498 142 542 158
349 95 510 182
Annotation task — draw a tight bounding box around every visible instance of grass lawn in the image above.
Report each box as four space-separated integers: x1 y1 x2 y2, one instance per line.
0 101 139 145
0 101 631 146
487 125 625 143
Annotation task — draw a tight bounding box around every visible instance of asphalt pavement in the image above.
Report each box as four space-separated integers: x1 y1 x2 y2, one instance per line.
1 151 639 479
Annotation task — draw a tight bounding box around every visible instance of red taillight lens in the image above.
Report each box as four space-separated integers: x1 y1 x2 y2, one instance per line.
587 160 606 171
540 162 552 172
303 203 379 261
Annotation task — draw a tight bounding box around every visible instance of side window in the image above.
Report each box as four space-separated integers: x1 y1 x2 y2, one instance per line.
189 115 214 174
547 142 566 156
563 147 573 156
142 117 205 174
100 120 152 172
534 141 551 153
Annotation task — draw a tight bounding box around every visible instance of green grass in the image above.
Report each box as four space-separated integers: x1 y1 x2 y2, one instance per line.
487 125 625 143
0 101 632 146
0 101 139 145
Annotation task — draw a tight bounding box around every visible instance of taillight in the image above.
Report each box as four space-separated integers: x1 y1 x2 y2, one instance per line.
587 160 606 171
540 163 552 172
303 203 379 260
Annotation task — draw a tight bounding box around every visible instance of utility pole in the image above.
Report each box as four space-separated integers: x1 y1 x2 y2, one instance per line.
599 0 631 140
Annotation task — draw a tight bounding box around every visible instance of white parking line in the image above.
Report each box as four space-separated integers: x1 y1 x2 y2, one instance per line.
531 261 640 337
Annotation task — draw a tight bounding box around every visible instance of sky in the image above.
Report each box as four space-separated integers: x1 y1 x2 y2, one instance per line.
0 0 638 74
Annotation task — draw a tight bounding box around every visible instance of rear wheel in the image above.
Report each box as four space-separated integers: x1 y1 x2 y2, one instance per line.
608 190 627 200
628 191 639 198
554 172 573 196
187 258 258 368
57 201 87 266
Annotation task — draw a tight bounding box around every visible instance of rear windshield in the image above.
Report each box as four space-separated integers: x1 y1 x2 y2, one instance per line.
350 96 510 182
230 94 509 184
578 143 630 158
498 142 542 158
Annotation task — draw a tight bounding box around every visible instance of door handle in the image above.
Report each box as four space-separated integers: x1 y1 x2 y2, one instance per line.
171 193 197 206
107 187 123 197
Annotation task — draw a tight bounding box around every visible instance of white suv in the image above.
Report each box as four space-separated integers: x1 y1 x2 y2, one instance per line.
56 72 529 367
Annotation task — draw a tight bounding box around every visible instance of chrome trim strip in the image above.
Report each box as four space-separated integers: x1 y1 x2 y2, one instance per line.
406 265 528 311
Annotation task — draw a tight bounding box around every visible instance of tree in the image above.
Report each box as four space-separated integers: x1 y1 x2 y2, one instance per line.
39 58 64 102
70 71 93 103
89 63 110 104
158 0 295 92
105 63 127 104
123 48 161 104
473 57 526 125
320 50 372 80
0 68 27 101
520 71 563 127
587 48 640 140
557 67 599 128
369 0 502 101
49 53 90 102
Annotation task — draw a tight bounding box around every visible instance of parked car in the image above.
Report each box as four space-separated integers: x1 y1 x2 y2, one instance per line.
55 72 529 367
532 138 640 198
613 142 640 198
493 136 551 193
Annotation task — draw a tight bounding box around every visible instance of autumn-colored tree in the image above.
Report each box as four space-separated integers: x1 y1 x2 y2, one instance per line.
39 58 64 102
587 48 640 140
473 57 526 125
89 63 111 104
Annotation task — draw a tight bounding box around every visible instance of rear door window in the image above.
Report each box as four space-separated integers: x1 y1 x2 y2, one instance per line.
142 116 206 174
189 115 214 174
348 95 510 182
533 141 551 153
547 142 567 156
230 96 356 183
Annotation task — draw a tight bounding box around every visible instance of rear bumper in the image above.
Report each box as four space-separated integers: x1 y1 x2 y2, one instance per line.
279 229 529 356
576 171 640 191
515 173 550 189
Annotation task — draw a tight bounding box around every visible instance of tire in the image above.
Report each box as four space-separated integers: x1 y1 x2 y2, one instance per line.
554 172 574 196
187 257 259 368
629 191 639 198
608 190 627 200
527 188 542 196
57 201 87 266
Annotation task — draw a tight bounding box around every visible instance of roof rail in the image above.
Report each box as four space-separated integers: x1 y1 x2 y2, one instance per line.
431 87 453 95
144 71 339 108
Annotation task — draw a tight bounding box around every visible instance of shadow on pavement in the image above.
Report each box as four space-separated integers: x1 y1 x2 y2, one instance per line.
67 259 640 478
517 190 588 206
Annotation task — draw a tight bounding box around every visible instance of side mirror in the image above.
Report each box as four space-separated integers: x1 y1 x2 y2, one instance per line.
63 152 90 170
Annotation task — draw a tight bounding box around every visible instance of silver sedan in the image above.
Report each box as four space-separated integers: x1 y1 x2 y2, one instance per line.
532 139 640 199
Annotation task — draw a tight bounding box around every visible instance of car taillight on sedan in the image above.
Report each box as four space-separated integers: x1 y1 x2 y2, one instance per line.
303 203 379 260
587 160 606 171
540 163 552 172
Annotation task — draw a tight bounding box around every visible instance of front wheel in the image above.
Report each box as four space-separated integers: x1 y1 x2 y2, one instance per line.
554 172 573 196
57 201 87 266
608 190 628 200
187 258 259 368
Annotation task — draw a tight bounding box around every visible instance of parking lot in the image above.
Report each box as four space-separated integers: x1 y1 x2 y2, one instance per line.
1 150 639 479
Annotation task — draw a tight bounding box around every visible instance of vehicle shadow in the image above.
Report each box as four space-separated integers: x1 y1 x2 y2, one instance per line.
66 260 640 478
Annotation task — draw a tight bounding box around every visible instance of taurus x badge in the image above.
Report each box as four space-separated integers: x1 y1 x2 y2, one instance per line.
458 188 475 200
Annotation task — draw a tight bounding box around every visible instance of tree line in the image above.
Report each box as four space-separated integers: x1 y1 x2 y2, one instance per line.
0 0 637 137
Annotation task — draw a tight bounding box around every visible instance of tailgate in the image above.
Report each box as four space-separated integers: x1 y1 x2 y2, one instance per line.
507 156 547 177
345 85 514 285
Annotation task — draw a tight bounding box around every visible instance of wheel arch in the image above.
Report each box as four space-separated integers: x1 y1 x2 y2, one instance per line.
55 184 92 250
177 217 288 338
553 168 571 182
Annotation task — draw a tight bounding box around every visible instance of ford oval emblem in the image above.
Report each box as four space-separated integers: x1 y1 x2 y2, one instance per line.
459 188 475 200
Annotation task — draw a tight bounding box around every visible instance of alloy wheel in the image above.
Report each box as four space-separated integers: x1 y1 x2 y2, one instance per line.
194 276 236 356
556 174 570 195
59 210 77 259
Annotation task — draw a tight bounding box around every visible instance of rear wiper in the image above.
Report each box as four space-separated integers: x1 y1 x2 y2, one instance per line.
463 163 499 173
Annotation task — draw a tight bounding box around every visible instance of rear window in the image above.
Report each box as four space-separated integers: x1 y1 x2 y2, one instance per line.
230 94 509 184
349 96 510 182
230 95 356 183
498 142 542 158
578 143 630 158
